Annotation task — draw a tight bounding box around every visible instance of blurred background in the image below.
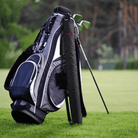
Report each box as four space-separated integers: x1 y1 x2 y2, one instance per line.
0 0 138 70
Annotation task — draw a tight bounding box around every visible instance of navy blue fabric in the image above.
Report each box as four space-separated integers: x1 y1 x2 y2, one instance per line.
11 62 35 88
27 54 41 64
9 62 36 103
4 43 35 90
9 54 42 104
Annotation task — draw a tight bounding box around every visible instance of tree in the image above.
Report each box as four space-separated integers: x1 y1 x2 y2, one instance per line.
1 0 138 69
118 0 138 69
0 0 34 68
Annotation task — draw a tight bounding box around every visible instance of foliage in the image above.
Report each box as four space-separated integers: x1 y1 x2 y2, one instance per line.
114 58 123 69
0 2 28 67
0 25 38 68
96 44 119 59
0 39 9 68
20 29 39 51
0 0 138 68
0 0 24 27
0 0 39 68
5 42 22 68
115 59 138 69
127 60 138 69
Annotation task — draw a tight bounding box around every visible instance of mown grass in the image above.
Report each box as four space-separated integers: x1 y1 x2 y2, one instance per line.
0 109 138 138
0 69 138 137
62 70 138 112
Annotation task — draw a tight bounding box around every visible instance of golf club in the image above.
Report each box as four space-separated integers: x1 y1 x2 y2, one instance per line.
73 14 83 22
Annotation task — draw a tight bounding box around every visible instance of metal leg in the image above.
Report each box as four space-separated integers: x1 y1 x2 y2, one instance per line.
77 39 109 114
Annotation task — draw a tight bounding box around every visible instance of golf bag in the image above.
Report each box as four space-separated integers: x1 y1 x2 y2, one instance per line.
4 6 86 124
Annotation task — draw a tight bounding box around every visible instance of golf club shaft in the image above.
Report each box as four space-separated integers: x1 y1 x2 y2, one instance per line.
77 39 109 114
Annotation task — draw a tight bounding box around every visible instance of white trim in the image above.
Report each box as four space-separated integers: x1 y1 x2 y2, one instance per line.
50 96 65 109
53 13 64 17
53 35 61 60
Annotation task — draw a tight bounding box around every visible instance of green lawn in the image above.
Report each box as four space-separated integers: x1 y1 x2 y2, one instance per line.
83 70 138 112
0 109 138 138
62 70 138 112
0 69 12 108
0 69 138 138
1 69 138 111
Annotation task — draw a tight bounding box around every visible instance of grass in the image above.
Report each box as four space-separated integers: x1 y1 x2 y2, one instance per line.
0 69 12 108
63 70 138 112
0 109 138 138
0 69 138 137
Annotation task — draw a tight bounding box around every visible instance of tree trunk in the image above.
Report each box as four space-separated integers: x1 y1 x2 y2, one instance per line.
123 19 127 69
123 47 127 69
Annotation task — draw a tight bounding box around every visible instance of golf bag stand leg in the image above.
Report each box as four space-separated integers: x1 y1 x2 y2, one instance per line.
64 90 72 124
77 38 109 114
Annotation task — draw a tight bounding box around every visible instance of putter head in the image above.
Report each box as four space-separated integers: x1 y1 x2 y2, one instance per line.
73 14 83 22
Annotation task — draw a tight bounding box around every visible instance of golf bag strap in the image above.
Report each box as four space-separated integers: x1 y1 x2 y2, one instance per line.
75 39 87 117
64 90 72 123
59 31 71 123
62 14 87 123
34 15 56 44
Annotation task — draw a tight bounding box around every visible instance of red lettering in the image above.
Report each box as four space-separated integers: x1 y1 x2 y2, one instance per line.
66 32 72 36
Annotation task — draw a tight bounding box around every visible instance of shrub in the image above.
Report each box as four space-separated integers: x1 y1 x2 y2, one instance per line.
114 59 123 69
127 61 135 69
115 59 138 69
134 60 138 69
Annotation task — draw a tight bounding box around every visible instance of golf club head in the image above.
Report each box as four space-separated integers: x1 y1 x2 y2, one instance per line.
77 23 83 31
81 20 91 29
78 20 91 31
73 14 83 22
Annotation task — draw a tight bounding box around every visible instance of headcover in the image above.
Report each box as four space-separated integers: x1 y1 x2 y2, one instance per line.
54 6 71 15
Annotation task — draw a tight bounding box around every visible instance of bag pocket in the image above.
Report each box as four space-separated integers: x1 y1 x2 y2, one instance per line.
48 64 65 110
40 58 65 112
9 54 41 103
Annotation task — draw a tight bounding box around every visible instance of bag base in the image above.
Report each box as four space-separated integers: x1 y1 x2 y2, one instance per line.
11 100 48 124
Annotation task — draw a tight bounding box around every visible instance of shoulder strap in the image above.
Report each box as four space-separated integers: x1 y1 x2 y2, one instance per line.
34 15 56 44
75 40 87 117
